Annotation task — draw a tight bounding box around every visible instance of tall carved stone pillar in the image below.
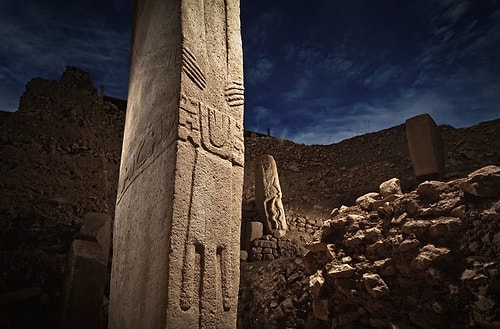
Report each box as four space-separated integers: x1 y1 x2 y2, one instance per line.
255 155 287 238
108 1 244 328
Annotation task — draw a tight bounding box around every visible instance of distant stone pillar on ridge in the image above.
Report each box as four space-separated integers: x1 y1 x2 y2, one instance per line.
405 113 445 182
108 0 244 328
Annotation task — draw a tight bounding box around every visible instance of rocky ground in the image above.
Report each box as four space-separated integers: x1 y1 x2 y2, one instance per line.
238 166 500 329
0 67 498 328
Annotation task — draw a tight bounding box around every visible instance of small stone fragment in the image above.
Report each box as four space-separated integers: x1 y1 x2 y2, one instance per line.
312 297 330 321
362 273 389 298
402 220 431 236
379 178 403 198
428 217 462 237
411 244 451 269
356 192 381 211
309 270 325 297
327 263 355 278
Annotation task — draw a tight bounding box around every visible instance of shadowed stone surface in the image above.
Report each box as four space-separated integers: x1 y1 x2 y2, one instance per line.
60 240 106 329
108 0 244 328
406 113 445 181
255 155 287 238
79 212 111 265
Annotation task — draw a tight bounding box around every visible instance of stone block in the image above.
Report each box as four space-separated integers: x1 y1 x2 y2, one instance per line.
79 212 111 264
405 113 445 181
60 240 106 329
459 165 500 197
241 221 263 250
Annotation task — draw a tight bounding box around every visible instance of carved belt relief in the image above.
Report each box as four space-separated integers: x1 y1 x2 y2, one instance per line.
177 0 243 327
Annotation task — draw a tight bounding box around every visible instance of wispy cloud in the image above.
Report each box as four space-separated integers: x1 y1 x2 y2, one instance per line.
0 0 131 110
245 57 274 87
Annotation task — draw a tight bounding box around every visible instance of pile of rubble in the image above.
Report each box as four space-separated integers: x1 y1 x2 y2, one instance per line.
304 165 499 328
239 166 499 329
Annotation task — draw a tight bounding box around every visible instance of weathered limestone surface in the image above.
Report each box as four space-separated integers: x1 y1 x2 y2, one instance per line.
242 221 263 251
255 155 287 238
108 0 244 328
406 113 445 181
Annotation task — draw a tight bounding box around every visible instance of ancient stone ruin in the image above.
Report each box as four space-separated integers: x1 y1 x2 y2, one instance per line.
0 14 499 328
406 113 445 182
255 155 287 238
108 0 244 328
0 63 498 328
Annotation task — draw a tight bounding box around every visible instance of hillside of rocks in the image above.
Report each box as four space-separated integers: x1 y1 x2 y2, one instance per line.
238 166 500 329
0 67 124 328
0 67 498 328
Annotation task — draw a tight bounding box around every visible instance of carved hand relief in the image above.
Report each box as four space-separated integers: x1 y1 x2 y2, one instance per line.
181 0 244 109
182 47 207 90
179 94 244 166
224 81 244 108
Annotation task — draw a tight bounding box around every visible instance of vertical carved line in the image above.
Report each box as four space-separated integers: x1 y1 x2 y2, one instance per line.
224 0 229 72
180 149 199 311
180 242 195 311
218 245 232 311
199 246 217 329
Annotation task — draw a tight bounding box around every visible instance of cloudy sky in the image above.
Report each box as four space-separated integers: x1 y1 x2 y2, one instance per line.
1 0 499 144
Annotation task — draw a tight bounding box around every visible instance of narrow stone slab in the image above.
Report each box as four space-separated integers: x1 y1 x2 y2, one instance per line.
108 1 245 328
405 113 445 181
60 240 106 329
79 212 111 264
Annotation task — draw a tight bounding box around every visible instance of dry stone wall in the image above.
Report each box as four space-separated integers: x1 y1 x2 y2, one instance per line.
0 67 124 329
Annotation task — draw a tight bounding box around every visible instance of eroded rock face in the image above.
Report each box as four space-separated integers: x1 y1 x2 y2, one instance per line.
255 155 288 238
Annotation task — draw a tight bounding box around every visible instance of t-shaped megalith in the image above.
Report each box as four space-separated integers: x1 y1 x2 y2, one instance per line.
108 1 245 328
405 113 445 182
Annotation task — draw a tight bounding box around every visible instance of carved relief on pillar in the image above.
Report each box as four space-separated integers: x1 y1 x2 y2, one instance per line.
182 46 207 91
169 0 244 327
255 155 288 238
181 0 244 112
116 88 179 202
179 94 244 167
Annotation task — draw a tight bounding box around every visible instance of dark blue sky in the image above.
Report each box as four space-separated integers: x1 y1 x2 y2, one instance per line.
1 0 499 144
